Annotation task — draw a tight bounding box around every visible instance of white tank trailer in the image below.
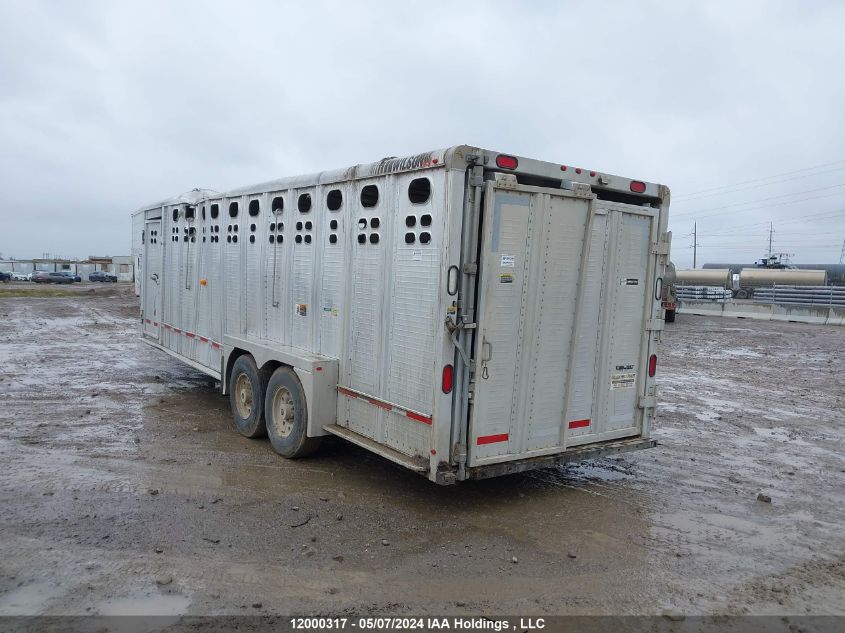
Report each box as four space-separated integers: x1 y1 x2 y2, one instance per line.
738 268 828 288
133 146 671 484
675 269 732 287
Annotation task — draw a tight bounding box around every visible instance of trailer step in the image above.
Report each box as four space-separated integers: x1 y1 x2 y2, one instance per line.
323 424 429 473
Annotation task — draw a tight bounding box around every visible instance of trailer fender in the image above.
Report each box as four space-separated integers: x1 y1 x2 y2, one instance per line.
293 365 338 438
222 347 249 395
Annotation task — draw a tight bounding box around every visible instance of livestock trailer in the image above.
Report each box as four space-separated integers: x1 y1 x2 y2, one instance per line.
133 146 671 484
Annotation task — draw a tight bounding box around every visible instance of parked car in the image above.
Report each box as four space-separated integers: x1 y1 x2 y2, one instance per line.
58 271 82 282
10 272 30 281
0 271 10 282
33 271 74 284
89 271 117 282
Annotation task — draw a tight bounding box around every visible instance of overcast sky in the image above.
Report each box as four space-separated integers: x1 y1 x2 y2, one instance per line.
1 0 843 267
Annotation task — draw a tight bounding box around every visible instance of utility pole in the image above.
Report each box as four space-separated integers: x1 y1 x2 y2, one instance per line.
684 223 700 268
840 238 845 264
688 222 700 268
768 223 774 258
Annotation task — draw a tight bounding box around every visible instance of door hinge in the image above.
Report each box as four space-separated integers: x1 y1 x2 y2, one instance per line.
651 240 671 256
639 395 657 409
469 164 485 187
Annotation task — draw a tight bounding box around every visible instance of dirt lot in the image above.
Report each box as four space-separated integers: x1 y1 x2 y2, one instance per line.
0 284 843 617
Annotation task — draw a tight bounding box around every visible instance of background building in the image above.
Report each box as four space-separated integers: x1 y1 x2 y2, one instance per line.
0 256 134 281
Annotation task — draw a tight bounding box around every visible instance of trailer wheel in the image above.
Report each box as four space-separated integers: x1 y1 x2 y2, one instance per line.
665 309 676 323
228 355 268 438
264 366 321 458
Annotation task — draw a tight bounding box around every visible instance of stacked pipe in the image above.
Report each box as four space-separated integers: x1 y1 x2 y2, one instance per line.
676 286 732 301
753 285 845 307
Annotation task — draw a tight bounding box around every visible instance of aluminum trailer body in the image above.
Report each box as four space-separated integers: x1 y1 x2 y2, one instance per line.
133 146 670 484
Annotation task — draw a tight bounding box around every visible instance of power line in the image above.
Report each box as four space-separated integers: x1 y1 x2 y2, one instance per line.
673 183 845 217
676 194 845 223
675 165 845 203
698 243 843 248
673 159 845 200
671 209 845 235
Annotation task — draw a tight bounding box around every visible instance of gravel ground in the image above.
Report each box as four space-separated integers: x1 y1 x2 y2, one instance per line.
0 285 843 617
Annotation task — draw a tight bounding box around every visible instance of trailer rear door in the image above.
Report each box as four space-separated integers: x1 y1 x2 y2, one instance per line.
468 180 657 466
143 219 163 340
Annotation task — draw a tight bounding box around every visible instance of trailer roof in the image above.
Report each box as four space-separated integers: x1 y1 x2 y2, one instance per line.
132 145 667 213
132 188 220 216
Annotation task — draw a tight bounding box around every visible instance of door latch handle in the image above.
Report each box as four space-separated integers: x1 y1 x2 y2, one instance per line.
480 338 492 379
481 338 493 362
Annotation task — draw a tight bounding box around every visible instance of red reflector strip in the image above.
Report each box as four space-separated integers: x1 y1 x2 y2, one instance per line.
173 328 181 334
185 332 195 339
406 411 432 425
368 398 392 411
199 336 208 343
477 433 509 445
153 322 159 327
144 318 151 324
210 342 221 349
568 419 590 429
163 324 172 330
337 386 432 425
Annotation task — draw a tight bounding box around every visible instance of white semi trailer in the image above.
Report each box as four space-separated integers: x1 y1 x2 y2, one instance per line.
133 146 671 484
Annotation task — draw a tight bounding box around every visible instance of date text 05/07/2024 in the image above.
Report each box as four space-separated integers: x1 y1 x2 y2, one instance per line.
289 617 546 631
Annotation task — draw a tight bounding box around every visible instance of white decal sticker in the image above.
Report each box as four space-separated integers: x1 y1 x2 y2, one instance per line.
412 250 422 261
611 372 636 390
500 255 515 267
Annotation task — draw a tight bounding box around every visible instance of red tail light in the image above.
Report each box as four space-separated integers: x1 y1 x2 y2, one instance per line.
648 354 657 377
496 155 518 170
442 364 454 393
630 181 646 193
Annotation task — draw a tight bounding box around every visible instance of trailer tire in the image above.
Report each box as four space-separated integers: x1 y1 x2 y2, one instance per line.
228 355 268 439
665 309 676 323
264 366 321 458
